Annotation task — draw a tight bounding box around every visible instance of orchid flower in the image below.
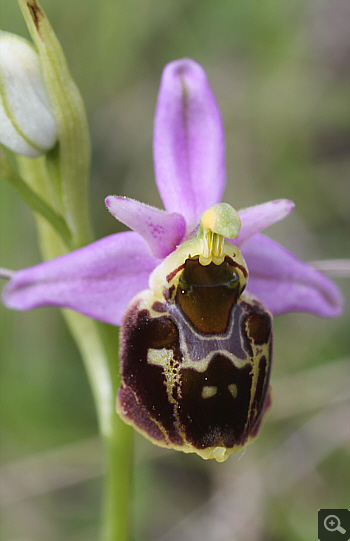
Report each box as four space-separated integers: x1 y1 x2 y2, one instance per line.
2 58 343 461
2 59 342 322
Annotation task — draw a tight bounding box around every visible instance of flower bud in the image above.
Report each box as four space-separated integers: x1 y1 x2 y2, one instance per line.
0 31 57 158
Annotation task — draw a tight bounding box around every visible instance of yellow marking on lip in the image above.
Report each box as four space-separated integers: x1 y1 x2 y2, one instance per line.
147 348 174 367
201 385 218 399
228 383 238 398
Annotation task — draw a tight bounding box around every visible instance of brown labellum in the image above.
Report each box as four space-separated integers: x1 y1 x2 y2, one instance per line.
117 247 273 462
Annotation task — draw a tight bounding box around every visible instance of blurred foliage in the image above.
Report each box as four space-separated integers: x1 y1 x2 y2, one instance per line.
0 0 349 540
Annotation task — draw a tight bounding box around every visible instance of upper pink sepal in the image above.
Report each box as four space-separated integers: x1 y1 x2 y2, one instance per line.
153 58 226 232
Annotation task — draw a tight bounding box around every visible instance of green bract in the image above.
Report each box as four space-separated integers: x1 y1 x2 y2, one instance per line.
18 0 91 246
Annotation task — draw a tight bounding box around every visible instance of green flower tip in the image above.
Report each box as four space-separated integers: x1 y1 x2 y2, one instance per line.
200 203 241 239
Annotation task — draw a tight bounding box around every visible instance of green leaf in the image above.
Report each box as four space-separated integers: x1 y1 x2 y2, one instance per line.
0 145 72 247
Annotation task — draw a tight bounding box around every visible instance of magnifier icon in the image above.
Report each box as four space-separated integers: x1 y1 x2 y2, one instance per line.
324 515 346 534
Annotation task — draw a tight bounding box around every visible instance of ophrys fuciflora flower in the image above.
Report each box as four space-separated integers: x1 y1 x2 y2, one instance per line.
3 59 343 461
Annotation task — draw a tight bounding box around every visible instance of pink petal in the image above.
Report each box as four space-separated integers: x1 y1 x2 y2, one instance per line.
2 232 159 326
153 58 226 232
242 234 344 317
235 199 295 247
105 196 186 258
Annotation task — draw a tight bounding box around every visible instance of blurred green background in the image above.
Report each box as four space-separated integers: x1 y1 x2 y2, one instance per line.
0 0 349 540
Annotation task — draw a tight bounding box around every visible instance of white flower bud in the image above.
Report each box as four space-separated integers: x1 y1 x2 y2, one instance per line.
0 31 57 158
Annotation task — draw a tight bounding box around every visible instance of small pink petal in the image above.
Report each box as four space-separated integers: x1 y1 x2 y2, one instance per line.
2 232 159 326
105 196 186 258
235 199 295 247
153 58 226 232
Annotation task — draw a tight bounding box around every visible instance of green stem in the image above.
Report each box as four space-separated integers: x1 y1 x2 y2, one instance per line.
102 414 133 541
17 155 134 541
64 313 133 541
